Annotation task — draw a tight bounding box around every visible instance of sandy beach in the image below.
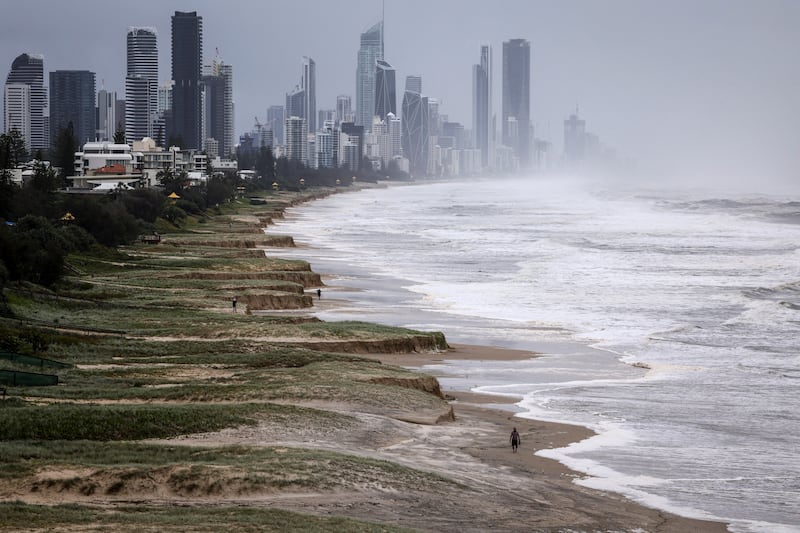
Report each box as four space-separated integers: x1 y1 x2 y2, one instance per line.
256 341 728 532
0 190 733 531
376 343 731 532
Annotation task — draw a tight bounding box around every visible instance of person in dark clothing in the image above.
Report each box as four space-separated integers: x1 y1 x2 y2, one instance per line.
510 427 521 452
316 288 322 299
232 297 237 313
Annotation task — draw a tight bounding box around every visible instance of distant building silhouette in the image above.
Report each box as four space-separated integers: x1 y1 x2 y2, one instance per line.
356 20 383 131
303 57 316 133
285 86 304 127
202 57 234 158
401 90 428 177
4 83 31 150
96 88 117 142
49 70 96 147
563 111 586 162
171 11 203 149
374 59 396 121
267 105 284 145
285 57 315 134
404 75 422 94
502 38 530 167
125 27 158 144
5 53 47 151
336 94 352 124
339 121 364 171
472 44 492 169
285 115 307 164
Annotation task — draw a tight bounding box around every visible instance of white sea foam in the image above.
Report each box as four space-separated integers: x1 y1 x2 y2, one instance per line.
269 177 800 530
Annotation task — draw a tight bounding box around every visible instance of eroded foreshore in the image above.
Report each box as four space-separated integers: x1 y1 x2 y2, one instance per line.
0 186 729 532
273 189 732 532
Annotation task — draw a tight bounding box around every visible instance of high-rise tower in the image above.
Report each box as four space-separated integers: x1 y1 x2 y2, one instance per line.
401 90 428 177
355 20 383 131
5 53 47 151
171 11 203 149
336 95 352 124
96 88 117 142
374 59 396 121
285 57 315 133
267 105 284 145
4 84 31 150
303 57 316 133
285 115 308 164
404 75 422 94
125 27 158 144
502 39 530 166
472 45 492 169
49 70 96 147
202 57 234 158
563 111 586 162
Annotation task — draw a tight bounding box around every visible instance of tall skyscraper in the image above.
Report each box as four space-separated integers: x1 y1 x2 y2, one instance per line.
5 53 46 152
96 89 117 142
49 70 96 147
502 38 530 166
339 121 364 170
125 27 158 143
563 111 586 162
405 75 422 94
318 109 335 128
202 58 234 157
285 115 308 164
4 84 31 150
267 105 284 145
219 62 234 155
285 56 315 133
303 57 316 133
171 11 203 149
401 90 428 177
285 86 305 124
157 80 174 115
374 59 396 121
336 95 352 124
427 98 441 138
472 44 492 169
201 69 224 156
355 20 383 131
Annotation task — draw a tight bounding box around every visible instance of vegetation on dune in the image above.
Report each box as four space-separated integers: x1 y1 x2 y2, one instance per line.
0 502 416 532
0 402 352 442
0 157 452 531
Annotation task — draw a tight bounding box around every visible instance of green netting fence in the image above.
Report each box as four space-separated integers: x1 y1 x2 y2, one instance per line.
0 351 72 370
0 370 59 387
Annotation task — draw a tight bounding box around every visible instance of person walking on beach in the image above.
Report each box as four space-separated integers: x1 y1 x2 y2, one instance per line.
232 296 237 313
316 288 322 299
510 427 521 453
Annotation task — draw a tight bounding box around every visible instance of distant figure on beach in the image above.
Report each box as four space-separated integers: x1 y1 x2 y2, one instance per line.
316 288 322 299
510 427 521 452
232 296 237 313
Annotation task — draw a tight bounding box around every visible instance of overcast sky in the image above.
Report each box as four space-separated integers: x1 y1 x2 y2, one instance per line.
2 0 799 187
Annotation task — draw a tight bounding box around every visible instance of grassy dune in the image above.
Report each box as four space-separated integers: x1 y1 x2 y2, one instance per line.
0 188 453 530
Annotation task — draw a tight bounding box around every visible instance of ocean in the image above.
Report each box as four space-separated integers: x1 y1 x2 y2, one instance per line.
267 176 800 533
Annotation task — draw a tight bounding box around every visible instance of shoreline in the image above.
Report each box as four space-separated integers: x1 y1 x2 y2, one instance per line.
391 345 731 532
281 191 733 531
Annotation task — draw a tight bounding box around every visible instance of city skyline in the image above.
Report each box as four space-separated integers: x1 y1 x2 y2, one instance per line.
1 0 799 183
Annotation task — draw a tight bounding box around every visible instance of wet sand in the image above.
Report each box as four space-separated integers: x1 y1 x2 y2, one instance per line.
368 343 731 532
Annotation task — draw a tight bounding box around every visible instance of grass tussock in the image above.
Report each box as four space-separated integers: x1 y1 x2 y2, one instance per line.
0 502 415 532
